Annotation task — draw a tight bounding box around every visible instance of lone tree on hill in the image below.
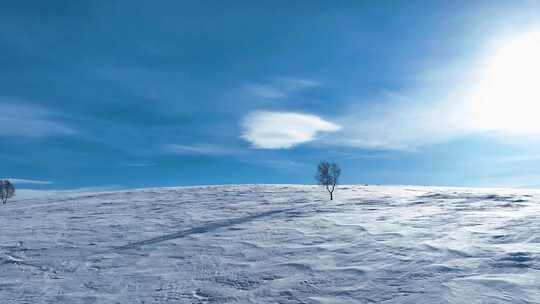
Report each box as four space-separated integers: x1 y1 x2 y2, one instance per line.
316 162 341 200
1 180 15 204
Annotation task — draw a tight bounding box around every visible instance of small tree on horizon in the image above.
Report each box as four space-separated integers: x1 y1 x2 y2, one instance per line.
316 162 341 200
1 180 15 204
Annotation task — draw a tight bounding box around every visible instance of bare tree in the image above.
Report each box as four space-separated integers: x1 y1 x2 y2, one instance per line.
316 162 341 200
1 180 15 204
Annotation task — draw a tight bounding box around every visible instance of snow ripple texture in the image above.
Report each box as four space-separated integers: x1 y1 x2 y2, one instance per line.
1 185 540 303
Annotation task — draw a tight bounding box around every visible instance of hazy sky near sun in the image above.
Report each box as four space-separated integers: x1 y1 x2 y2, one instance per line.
2 0 540 189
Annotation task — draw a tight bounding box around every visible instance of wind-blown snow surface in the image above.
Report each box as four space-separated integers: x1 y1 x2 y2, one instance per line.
1 185 540 303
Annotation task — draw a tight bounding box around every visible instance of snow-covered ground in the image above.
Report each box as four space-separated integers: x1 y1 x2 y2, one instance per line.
1 185 540 303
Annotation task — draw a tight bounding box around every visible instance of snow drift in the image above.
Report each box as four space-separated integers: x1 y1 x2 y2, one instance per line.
1 185 539 303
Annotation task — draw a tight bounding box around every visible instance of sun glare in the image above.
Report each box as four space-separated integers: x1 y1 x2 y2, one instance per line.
471 30 540 135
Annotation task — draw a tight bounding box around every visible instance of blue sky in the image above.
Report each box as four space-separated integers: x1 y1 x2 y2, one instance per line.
2 0 540 189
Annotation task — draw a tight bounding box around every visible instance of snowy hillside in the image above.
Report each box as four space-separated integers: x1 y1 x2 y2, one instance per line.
1 185 540 303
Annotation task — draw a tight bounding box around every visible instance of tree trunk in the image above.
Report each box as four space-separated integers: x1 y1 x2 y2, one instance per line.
330 191 333 200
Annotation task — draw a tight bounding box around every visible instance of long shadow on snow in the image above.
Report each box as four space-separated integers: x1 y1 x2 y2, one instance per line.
108 206 305 252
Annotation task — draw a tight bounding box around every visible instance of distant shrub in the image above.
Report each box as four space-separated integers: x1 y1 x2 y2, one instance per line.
1 180 15 204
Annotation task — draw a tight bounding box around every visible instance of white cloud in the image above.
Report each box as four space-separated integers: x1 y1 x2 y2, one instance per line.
0 101 75 138
163 144 242 155
245 77 320 99
241 111 341 149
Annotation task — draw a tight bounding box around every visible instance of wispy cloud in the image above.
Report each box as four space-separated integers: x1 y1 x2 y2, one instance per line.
261 159 312 173
245 77 320 99
496 155 540 163
0 101 75 138
163 144 243 156
3 178 53 185
241 111 341 149
123 162 156 167
329 29 540 151
58 185 124 193
331 90 472 151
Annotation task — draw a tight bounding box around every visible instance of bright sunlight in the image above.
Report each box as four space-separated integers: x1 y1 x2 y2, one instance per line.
471 30 540 135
